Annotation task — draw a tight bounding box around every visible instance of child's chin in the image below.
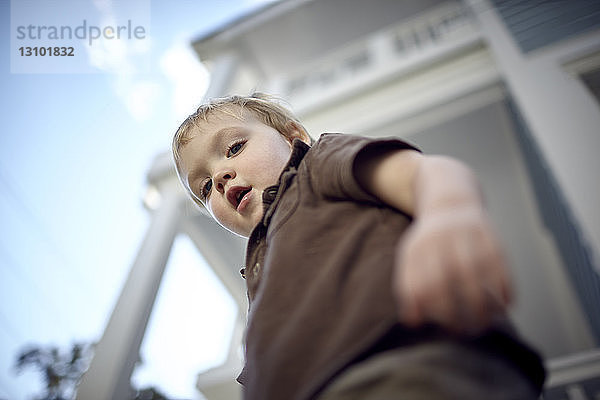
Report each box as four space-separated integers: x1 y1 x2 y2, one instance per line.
225 223 254 238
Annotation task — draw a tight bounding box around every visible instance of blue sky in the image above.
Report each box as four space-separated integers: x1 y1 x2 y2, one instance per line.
0 1 275 398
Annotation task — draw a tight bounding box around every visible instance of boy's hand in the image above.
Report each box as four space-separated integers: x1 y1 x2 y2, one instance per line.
394 206 513 335
354 147 513 334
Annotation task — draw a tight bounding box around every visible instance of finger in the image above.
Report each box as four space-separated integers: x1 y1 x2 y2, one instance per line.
394 248 422 327
460 246 513 333
495 250 514 307
418 253 457 329
400 281 422 327
480 231 513 309
452 237 491 334
480 281 508 318
394 238 438 328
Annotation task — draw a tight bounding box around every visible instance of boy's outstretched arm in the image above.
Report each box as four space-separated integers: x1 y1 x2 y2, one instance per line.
355 148 513 334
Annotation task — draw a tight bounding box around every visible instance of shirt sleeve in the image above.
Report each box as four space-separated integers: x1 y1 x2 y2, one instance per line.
304 132 420 204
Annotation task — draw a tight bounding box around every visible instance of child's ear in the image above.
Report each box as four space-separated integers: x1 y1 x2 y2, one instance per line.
284 121 311 144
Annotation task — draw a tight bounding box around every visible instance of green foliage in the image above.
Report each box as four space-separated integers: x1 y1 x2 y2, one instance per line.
14 342 94 400
133 386 168 400
14 342 170 400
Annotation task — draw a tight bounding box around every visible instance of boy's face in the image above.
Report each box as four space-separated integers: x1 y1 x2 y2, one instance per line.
178 110 298 237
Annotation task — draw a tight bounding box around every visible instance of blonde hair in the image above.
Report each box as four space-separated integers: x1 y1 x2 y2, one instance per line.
172 92 308 167
171 92 310 207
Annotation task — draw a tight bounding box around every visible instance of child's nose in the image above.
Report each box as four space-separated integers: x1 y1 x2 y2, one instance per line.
215 170 235 193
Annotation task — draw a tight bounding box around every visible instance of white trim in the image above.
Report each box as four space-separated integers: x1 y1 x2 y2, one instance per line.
546 348 600 387
300 45 501 138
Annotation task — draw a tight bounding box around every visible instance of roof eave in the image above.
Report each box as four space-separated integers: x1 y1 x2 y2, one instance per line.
191 0 314 60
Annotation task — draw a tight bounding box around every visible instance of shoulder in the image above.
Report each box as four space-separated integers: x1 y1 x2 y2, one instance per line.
312 132 419 150
306 133 420 166
298 133 419 204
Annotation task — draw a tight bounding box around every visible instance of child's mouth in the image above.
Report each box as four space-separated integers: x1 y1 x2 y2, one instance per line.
228 186 252 212
236 188 252 212
226 186 252 211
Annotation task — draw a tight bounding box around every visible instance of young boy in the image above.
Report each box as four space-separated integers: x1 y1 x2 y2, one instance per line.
172 93 545 400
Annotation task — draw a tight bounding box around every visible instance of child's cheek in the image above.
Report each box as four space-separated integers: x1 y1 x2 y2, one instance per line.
207 201 221 223
210 202 234 230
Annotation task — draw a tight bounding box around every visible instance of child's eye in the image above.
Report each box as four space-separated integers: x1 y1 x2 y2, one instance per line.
226 140 246 157
201 179 213 199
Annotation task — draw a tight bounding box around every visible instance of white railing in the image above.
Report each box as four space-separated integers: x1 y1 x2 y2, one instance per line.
269 1 483 114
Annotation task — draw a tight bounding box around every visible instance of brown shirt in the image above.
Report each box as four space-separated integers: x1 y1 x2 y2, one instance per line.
239 133 544 400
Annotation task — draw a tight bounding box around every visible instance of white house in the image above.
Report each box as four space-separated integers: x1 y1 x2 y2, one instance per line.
78 1 600 399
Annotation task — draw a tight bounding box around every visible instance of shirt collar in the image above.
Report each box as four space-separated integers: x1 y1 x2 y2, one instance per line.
242 139 311 278
261 138 310 224
261 138 310 207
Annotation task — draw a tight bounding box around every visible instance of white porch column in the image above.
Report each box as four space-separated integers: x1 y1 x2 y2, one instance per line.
76 187 184 400
202 52 240 100
465 0 600 268
181 217 247 400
